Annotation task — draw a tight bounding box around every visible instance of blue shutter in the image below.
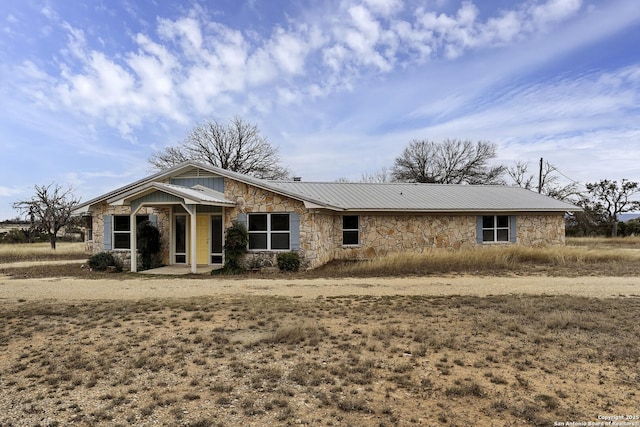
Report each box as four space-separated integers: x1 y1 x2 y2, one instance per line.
149 215 158 227
509 215 517 243
236 213 248 250
476 216 483 244
236 213 247 229
290 212 300 250
104 215 113 250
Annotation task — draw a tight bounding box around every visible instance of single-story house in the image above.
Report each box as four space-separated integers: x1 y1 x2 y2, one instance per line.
74 161 580 272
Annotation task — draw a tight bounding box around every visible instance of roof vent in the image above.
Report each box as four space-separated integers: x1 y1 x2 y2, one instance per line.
293 177 302 182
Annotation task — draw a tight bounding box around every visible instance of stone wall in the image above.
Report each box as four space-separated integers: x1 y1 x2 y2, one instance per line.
330 212 567 262
223 180 311 268
87 203 171 268
332 214 478 261
516 213 565 246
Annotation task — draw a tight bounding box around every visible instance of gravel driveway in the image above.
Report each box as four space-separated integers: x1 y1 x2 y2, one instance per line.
1 274 639 301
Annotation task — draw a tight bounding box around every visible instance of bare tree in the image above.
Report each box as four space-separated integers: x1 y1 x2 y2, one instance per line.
149 116 290 180
506 160 536 189
392 139 505 184
13 183 81 250
507 160 579 201
584 179 640 237
360 167 391 183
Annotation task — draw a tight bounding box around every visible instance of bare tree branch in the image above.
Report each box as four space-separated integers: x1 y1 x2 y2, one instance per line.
507 160 580 201
148 116 290 180
13 183 81 250
360 167 391 183
391 139 504 184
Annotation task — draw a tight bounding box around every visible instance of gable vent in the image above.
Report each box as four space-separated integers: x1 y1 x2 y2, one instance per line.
174 168 218 179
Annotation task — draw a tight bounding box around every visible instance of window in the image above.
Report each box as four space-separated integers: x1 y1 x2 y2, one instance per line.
482 215 510 243
342 215 359 245
248 213 290 250
113 215 149 250
211 215 223 264
83 215 93 241
174 215 186 263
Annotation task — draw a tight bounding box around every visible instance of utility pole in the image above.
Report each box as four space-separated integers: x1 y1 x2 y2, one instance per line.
538 157 543 193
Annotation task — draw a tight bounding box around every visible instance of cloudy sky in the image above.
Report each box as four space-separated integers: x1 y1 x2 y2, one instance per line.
1 0 639 220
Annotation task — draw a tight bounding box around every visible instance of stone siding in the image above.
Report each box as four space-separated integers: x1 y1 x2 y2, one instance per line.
331 212 567 262
333 214 477 261
224 180 311 268
87 203 171 268
516 214 565 246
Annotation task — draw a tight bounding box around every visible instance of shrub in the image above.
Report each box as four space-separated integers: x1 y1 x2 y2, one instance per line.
87 252 123 272
136 220 162 271
277 251 301 272
1 229 28 244
213 221 248 275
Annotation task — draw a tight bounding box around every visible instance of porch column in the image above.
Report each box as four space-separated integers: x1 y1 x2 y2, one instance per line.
130 213 137 273
185 204 197 273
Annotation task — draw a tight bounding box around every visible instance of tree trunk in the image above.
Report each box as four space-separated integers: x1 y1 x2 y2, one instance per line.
49 234 57 250
611 221 618 237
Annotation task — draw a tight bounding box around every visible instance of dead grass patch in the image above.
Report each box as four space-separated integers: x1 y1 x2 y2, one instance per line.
0 242 86 263
0 294 638 425
312 245 640 277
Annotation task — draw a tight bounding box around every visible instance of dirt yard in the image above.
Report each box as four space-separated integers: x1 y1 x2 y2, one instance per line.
1 269 639 426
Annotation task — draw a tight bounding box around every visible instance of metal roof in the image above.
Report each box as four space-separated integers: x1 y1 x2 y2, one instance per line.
269 181 579 212
73 161 580 214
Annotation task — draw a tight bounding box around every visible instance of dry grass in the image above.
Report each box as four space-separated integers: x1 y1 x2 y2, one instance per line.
568 236 640 248
0 242 87 263
3 242 640 279
2 240 639 424
0 295 638 426
313 244 640 277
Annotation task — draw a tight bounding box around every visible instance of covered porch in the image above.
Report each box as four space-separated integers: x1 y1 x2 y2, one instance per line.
108 182 236 273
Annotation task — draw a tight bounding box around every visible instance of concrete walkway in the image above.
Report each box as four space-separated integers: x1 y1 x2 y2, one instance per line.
139 265 218 275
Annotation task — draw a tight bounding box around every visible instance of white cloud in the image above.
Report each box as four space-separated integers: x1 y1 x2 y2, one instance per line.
8 0 598 139
157 16 203 56
529 0 582 28
362 0 403 17
266 27 309 75
0 186 22 198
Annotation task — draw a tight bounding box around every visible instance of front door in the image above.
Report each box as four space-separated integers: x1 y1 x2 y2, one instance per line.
196 215 209 264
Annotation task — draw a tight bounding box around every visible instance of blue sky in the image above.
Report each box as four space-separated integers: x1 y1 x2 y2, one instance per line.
1 0 639 220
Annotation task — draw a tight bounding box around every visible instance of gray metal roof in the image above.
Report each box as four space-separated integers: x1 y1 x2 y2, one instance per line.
269 181 579 212
73 161 580 214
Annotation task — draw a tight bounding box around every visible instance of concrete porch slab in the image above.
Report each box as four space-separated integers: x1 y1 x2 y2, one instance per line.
139 265 218 275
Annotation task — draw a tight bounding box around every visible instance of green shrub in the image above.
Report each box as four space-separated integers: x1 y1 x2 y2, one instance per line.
277 251 301 272
137 220 162 271
213 221 248 275
87 252 122 272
